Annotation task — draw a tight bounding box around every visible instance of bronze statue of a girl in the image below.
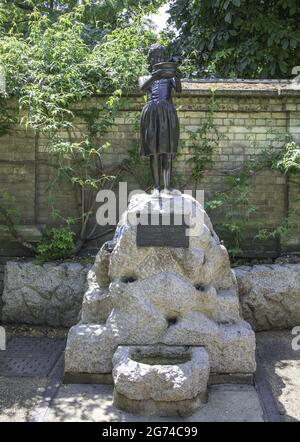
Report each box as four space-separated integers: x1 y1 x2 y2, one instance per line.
139 44 182 196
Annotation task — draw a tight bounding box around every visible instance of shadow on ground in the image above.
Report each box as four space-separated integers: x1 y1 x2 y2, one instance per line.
0 376 47 422
0 329 299 422
256 329 300 422
42 383 264 422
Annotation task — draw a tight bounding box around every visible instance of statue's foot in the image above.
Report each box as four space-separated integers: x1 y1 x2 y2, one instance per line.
151 187 161 197
161 187 181 196
160 187 171 195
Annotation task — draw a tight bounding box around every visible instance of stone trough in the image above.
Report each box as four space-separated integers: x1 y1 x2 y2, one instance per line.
112 345 210 417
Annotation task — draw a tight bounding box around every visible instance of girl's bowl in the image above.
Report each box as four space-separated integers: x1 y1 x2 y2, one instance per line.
153 61 179 70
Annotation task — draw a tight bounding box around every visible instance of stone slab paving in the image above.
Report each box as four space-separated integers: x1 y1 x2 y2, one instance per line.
42 383 264 422
256 330 300 422
0 376 47 422
0 330 299 422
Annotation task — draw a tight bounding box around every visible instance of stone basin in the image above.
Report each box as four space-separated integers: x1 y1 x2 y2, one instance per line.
112 345 210 417
133 355 190 365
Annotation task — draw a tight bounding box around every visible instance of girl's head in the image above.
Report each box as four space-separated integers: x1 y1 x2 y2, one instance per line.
148 44 167 70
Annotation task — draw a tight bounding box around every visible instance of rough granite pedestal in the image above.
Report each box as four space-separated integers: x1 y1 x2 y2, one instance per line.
64 192 256 416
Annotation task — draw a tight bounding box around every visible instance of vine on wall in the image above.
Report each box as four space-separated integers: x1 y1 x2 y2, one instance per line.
0 5 160 260
1 5 300 261
185 89 221 186
178 90 300 259
205 131 300 258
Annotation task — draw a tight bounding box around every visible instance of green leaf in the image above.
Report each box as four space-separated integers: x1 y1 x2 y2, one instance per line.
224 12 232 23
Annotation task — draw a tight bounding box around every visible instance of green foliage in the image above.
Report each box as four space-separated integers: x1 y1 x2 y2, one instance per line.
185 89 221 184
0 5 156 136
0 2 160 254
2 0 299 261
36 226 76 261
206 134 300 257
180 90 258 257
255 211 299 241
0 191 20 224
0 36 30 95
124 141 153 190
206 161 257 257
168 0 300 78
272 141 300 175
90 20 154 93
255 138 300 241
0 1 164 38
0 98 16 136
0 191 38 251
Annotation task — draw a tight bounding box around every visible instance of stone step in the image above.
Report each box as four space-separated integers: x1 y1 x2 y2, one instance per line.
64 323 115 377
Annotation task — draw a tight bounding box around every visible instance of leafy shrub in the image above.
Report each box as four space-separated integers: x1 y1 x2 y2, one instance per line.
0 4 159 254
36 227 76 262
168 0 300 78
273 141 300 175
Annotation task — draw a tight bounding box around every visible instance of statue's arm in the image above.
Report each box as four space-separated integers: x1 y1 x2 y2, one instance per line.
139 75 153 92
139 70 165 91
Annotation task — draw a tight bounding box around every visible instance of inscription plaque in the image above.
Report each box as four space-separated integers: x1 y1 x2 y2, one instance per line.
136 214 189 248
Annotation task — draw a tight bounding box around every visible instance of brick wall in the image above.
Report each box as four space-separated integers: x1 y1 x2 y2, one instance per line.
1 80 300 291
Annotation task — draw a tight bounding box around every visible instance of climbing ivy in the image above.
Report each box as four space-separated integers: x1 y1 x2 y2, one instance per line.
0 4 158 253
206 132 300 258
205 160 257 257
185 89 221 185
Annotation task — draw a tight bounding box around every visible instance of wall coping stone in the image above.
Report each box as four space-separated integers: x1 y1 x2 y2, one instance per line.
5 80 300 103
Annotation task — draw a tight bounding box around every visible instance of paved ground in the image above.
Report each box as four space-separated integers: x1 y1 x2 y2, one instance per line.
0 377 47 422
256 330 300 422
0 328 299 422
42 383 263 422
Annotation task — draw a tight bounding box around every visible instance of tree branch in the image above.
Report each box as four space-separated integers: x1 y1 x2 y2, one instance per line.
0 207 37 252
12 1 34 12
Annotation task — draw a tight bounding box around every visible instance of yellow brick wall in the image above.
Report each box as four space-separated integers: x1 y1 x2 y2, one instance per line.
0 81 299 261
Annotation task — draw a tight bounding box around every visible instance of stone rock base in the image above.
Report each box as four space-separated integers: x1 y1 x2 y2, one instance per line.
64 324 115 374
2 261 91 327
113 390 207 418
64 320 256 377
235 263 300 331
64 192 257 416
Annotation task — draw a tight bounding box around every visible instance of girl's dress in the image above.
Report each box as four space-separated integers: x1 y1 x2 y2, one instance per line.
140 78 179 157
